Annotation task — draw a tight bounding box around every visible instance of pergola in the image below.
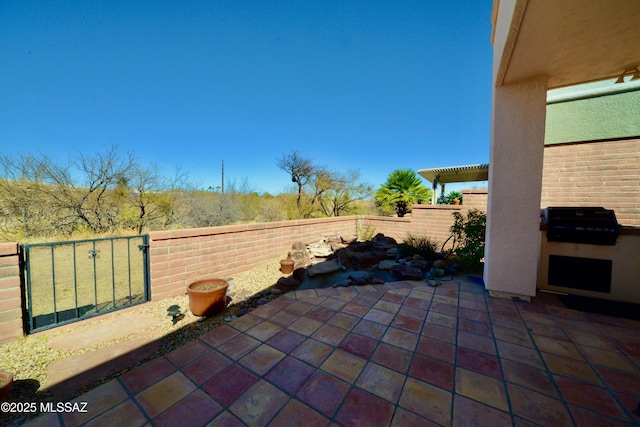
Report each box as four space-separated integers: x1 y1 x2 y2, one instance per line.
418 164 489 204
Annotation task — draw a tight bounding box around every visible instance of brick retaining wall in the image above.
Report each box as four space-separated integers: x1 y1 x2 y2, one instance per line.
0 243 23 343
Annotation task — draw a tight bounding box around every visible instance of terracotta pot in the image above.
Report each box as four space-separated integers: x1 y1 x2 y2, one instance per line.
0 371 13 402
451 199 460 205
187 278 228 316
280 259 295 274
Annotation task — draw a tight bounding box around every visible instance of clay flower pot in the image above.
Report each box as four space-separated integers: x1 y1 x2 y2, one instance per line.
280 259 295 275
0 371 13 401
187 278 229 316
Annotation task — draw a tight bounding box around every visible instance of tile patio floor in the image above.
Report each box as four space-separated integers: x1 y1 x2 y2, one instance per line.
24 278 640 426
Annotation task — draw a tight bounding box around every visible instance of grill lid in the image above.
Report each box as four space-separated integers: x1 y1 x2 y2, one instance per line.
541 207 620 245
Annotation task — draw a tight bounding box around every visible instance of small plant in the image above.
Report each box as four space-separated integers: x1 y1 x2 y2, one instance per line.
438 191 463 205
450 209 486 270
356 219 376 242
400 233 440 260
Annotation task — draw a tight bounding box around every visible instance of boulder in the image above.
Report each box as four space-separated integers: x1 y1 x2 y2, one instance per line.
275 276 301 292
391 264 424 281
378 260 397 270
306 260 341 276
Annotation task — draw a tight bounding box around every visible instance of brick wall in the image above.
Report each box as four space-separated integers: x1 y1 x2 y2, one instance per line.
0 243 23 344
541 138 640 226
147 217 361 301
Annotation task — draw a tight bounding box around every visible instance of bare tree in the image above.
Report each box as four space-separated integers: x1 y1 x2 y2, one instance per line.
320 170 373 217
276 151 315 218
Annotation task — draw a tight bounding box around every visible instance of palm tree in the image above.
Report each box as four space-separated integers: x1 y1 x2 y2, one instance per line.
374 169 431 217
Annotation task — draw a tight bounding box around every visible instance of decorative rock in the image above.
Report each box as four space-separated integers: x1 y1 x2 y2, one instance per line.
306 260 341 276
391 264 424 281
433 259 446 269
276 276 302 292
378 260 397 270
408 259 429 271
307 242 333 258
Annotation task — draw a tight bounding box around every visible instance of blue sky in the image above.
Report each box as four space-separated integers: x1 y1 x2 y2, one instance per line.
1 1 493 195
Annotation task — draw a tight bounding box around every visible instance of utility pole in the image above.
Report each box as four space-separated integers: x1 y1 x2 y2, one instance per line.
221 160 225 194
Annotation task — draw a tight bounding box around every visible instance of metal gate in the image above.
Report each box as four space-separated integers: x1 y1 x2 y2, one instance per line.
22 235 150 333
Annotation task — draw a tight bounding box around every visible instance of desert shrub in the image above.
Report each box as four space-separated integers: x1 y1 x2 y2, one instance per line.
400 233 440 260
450 209 486 270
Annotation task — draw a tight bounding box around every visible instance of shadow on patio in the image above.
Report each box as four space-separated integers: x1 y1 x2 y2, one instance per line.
12 276 640 426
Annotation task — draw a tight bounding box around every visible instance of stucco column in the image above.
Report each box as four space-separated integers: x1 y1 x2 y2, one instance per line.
484 77 547 299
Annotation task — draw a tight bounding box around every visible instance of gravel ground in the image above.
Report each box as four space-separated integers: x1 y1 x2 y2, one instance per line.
0 254 289 423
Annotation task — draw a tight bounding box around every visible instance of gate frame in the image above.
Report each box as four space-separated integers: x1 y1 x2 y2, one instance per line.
21 235 151 334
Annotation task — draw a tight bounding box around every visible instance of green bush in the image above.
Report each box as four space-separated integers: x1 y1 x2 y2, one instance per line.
400 233 440 260
450 209 486 270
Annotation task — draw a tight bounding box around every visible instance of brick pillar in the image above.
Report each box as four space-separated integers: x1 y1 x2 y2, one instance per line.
0 243 24 343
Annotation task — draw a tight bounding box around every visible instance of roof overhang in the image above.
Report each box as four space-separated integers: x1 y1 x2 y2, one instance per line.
418 164 489 185
492 0 640 89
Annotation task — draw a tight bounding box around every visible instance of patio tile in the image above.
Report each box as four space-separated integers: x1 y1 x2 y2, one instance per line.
426 311 457 329
200 324 240 347
363 308 395 325
218 334 261 359
291 338 333 366
265 356 315 394
533 335 583 360
315 287 338 297
397 305 427 321
431 301 458 316
520 311 558 327
373 299 401 314
135 371 197 418
352 318 387 339
239 344 285 375
458 318 492 336
381 292 406 304
541 352 603 385
83 400 148 427
457 347 502 379
433 294 457 305
409 354 454 391
267 309 298 327
321 349 366 383
229 313 263 332
569 405 634 427
266 399 328 427
458 307 489 323
496 340 545 370
182 349 233 385
287 316 323 336
323 297 348 311
63 379 128 426
391 314 423 333
351 294 380 308
339 332 378 359
120 356 176 395
399 377 452 426
250 303 283 319
507 383 573 426
203 364 258 407
563 327 616 350
266 329 306 353
579 345 639 372
305 306 336 322
391 408 439 427
335 387 395 426
381 327 418 352
501 359 558 398
452 394 511 427
555 376 628 420
457 330 497 355
416 336 455 364
422 322 456 344
286 300 314 315
493 325 534 347
404 296 431 311
596 366 640 395
371 342 413 373
153 389 222 427
455 368 508 411
326 312 359 330
208 411 245 426
459 298 487 311
296 371 350 417
355 362 405 403
229 380 288 427
528 323 569 341
165 339 212 367
341 302 371 317
245 321 283 342
491 315 527 331
312 324 348 346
